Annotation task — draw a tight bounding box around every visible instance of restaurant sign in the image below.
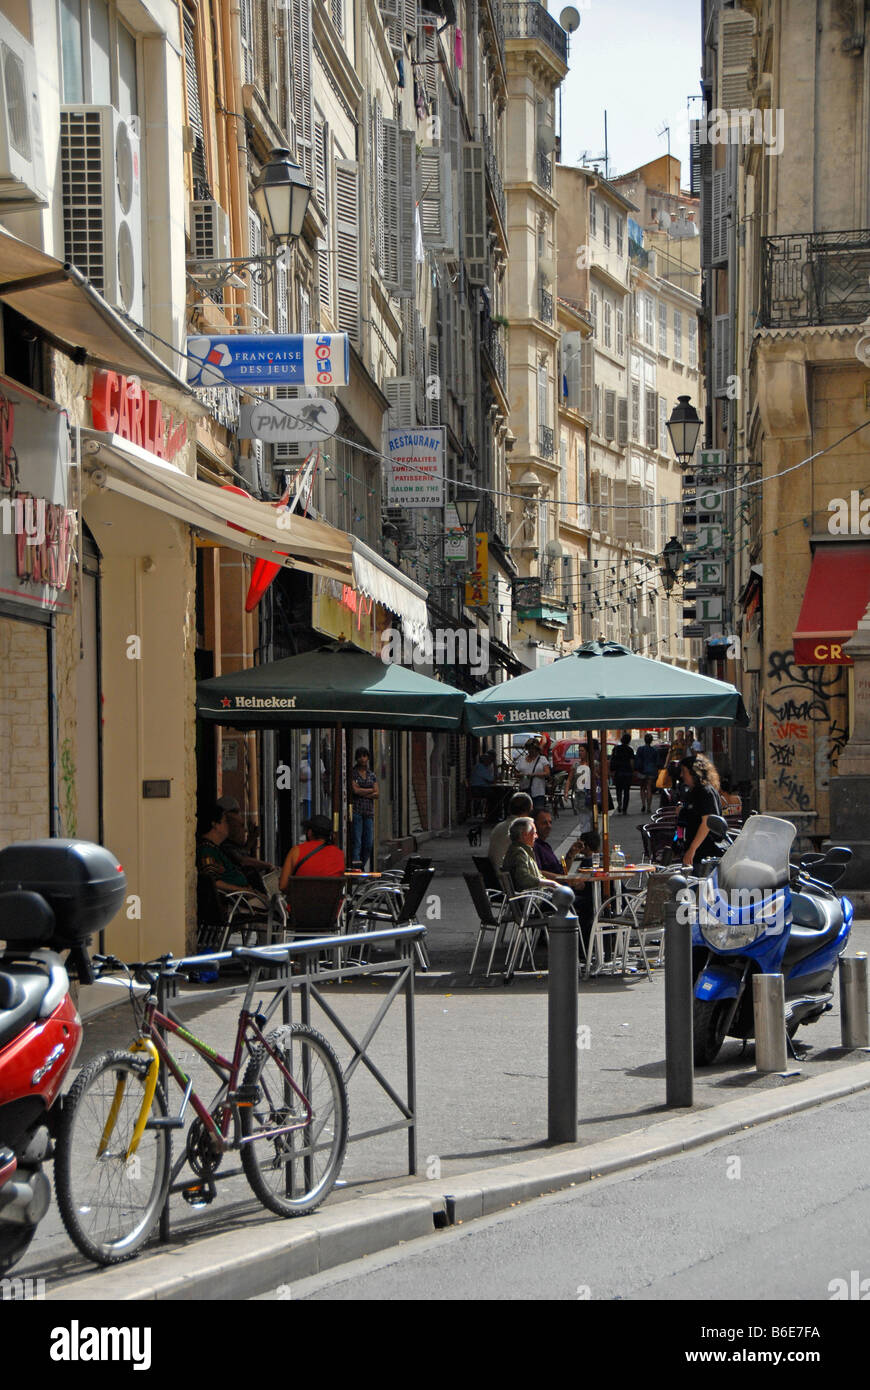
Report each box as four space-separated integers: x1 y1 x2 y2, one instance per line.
0 381 74 614
385 427 445 507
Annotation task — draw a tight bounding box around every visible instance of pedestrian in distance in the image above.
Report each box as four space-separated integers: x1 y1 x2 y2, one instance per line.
513 736 551 812
610 732 635 815
350 746 378 870
633 734 660 817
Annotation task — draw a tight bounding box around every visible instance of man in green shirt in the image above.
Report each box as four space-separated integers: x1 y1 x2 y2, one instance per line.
197 804 265 901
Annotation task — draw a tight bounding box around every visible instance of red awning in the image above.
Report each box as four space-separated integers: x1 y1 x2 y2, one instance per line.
793 544 870 664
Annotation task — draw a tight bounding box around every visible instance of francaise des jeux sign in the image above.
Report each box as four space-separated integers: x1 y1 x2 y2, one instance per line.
186 333 350 388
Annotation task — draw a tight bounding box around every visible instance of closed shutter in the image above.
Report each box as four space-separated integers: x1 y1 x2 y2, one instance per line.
248 208 264 317
658 301 667 353
612 479 628 541
617 395 628 446
580 339 594 419
255 0 271 93
314 119 328 215
711 167 728 265
384 377 415 427
419 146 452 251
659 395 667 453
335 160 361 343
604 389 616 441
275 260 289 334
601 474 613 539
643 487 656 552
462 143 487 282
644 294 654 348
700 136 713 268
415 309 425 422
718 8 754 114
397 129 416 299
381 117 400 288
240 0 254 84
714 314 731 396
428 336 441 424
291 0 313 185
630 380 640 441
616 306 624 357
689 117 701 196
645 389 657 449
375 101 385 274
626 481 643 544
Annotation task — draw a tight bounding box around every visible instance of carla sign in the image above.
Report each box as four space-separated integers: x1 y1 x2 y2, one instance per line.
91 371 188 462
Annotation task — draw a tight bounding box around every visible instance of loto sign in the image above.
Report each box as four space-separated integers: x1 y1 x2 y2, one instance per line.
90 371 188 462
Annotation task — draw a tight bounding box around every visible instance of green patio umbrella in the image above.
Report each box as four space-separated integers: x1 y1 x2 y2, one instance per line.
464 641 749 876
197 643 467 731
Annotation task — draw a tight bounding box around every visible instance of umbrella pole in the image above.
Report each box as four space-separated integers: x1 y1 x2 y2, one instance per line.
586 731 597 835
600 728 610 877
333 721 343 849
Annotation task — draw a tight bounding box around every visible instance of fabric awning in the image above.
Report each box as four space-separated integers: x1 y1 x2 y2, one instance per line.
793 543 870 665
83 430 432 620
0 227 193 405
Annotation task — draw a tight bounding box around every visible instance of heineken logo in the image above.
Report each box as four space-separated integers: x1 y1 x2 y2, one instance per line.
495 707 570 722
220 695 298 710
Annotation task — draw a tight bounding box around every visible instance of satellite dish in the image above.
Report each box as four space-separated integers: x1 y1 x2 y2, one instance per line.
559 6 580 33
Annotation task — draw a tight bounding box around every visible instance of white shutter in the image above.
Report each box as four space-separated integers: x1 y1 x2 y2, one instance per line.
617 395 628 446
335 160 361 343
714 313 731 396
291 0 313 185
378 0 402 27
712 167 728 264
427 336 441 424
240 0 254 84
463 143 487 283
630 380 640 441
580 338 594 420
403 0 418 33
330 0 344 37
419 146 452 251
718 9 755 113
626 481 643 544
248 208 263 317
397 129 416 299
375 101 385 274
384 377 415 427
276 260 289 334
381 117 400 288
314 119 328 215
299 285 311 334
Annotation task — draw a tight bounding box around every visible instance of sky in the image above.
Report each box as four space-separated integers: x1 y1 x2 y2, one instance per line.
557 0 704 184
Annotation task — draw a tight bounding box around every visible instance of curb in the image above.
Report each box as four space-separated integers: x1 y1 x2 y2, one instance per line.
47 1057 870 1302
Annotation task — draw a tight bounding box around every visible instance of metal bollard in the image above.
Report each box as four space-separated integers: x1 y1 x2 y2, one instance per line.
547 884 579 1144
840 954 870 1049
664 878 694 1107
753 973 787 1073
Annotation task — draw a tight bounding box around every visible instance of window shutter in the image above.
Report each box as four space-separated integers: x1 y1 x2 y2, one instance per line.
626 482 643 545
403 0 418 34
645 389 657 449
462 143 487 282
183 11 207 189
415 309 425 422
592 385 600 438
397 129 416 299
590 471 601 532
299 285 311 334
617 395 628 446
718 8 755 113
612 479 628 541
428 336 441 425
331 0 344 36
644 294 655 348
240 0 254 84
601 474 613 538
375 101 385 274
604 389 616 441
689 117 701 196
275 260 289 334
616 306 625 357
291 0 313 185
642 487 655 552
378 0 402 28
273 386 304 463
603 299 612 349
419 146 451 251
248 208 264 317
580 338 594 419
673 310 683 362
658 301 667 353
712 167 728 264
314 120 328 215
659 395 667 453
700 138 713 268
564 334 583 410
381 117 400 288
384 377 415 427
630 380 640 442
255 0 271 93
335 160 361 343
714 313 731 396
688 316 698 368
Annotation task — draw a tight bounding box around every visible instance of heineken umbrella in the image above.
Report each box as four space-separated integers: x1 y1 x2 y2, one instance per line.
197 643 466 731
464 641 749 877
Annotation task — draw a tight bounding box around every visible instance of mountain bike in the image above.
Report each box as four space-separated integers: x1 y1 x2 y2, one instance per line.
54 946 348 1266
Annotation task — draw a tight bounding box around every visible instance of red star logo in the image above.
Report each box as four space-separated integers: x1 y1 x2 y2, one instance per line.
495 711 505 723
221 697 231 708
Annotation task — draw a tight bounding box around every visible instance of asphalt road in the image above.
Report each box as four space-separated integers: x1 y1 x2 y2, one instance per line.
278 1089 870 1302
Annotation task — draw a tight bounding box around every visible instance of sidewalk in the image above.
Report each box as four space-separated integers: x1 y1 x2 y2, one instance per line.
32 786 870 1297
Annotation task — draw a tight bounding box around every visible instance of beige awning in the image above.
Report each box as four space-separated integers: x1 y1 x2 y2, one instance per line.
0 226 194 407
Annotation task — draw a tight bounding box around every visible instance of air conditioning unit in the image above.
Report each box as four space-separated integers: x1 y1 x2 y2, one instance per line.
0 12 47 206
60 105 143 324
190 199 231 262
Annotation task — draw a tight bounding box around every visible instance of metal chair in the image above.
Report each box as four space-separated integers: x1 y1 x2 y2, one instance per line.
497 871 554 983
463 873 510 976
586 872 668 981
346 866 434 970
471 854 504 899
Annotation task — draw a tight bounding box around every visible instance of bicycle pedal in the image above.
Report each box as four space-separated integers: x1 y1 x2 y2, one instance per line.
145 1115 185 1130
182 1182 215 1208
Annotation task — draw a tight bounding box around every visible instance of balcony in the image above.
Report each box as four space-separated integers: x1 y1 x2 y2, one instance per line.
480 115 507 233
539 424 555 458
504 1 568 64
536 149 553 194
539 286 554 324
479 489 510 550
481 0 507 74
482 318 507 392
760 230 870 328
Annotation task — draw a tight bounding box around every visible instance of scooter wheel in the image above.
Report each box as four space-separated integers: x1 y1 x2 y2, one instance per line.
693 997 731 1066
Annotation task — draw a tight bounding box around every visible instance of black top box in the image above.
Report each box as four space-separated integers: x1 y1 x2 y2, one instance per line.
0 840 127 947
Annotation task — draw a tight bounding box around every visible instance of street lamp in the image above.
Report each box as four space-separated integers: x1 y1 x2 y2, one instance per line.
666 395 702 468
454 493 479 533
252 148 312 244
659 536 685 593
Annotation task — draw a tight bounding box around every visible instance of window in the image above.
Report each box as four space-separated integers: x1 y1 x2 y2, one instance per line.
604 389 616 440
688 315 698 369
630 380 641 442
616 306 624 357
659 395 667 453
634 291 642 340
603 203 611 248
560 437 568 504
673 309 683 362
616 215 624 257
603 299 612 350
645 389 657 449
590 289 599 340
644 294 655 348
60 0 138 115
658 302 667 354
589 193 597 238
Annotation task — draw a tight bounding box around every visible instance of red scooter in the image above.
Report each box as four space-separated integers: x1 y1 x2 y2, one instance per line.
0 840 125 1274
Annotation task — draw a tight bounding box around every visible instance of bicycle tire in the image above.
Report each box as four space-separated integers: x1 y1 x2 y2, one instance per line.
240 1024 348 1218
55 1050 171 1266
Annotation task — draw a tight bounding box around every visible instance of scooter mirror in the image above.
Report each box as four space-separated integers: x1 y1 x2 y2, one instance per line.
824 846 852 864
706 815 729 838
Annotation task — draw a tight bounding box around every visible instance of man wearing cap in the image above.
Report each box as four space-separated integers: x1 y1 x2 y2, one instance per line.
279 814 346 891
217 795 275 879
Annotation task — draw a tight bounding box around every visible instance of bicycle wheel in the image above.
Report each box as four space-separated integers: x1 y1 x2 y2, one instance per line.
55 1050 171 1266
240 1024 347 1217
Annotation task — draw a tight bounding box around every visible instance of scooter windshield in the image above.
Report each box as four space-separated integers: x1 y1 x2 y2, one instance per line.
716 814 796 892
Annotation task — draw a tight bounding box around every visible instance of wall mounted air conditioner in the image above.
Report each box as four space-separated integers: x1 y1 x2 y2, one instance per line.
0 12 47 206
60 105 143 324
190 199 231 262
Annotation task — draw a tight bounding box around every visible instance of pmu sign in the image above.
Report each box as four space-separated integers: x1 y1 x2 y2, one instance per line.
186 333 350 387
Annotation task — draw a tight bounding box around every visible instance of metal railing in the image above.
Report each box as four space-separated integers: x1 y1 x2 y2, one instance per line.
760 230 870 327
540 424 555 458
480 115 508 230
504 1 568 63
540 286 554 324
536 148 553 193
479 489 510 547
482 317 507 390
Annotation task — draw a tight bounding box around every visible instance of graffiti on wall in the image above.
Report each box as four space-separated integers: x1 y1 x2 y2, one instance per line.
765 651 844 814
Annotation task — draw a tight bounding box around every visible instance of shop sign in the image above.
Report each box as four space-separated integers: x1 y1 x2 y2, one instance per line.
792 639 852 666
91 371 188 462
465 532 489 606
0 385 73 613
311 575 388 655
186 333 350 388
238 396 339 443
444 504 467 561
385 428 445 507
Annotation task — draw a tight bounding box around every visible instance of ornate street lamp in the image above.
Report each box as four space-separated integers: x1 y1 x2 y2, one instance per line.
454 493 479 533
659 536 685 594
252 148 312 244
666 395 702 468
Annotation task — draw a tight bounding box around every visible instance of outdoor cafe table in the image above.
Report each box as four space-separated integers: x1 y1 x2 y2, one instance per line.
577 862 659 916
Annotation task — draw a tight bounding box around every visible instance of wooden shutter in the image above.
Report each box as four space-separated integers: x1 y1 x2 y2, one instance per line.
612 479 628 541
714 314 731 396
718 8 755 113
381 117 400 288
617 395 628 446
427 336 441 425
580 338 594 420
626 481 644 544
645 389 657 449
240 0 254 84
397 129 416 299
335 160 361 343
462 143 487 283
255 0 270 94
248 207 263 317
419 146 452 251
378 0 401 28
384 377 415 428
604 388 616 441
291 0 313 185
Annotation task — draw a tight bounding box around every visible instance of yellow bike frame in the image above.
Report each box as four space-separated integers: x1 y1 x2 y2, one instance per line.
96 1038 160 1162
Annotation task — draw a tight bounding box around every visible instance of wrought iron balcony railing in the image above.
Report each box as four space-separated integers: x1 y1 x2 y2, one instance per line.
479 489 510 548
760 230 870 328
482 0 507 71
480 115 507 230
536 149 553 193
504 1 568 63
540 424 555 458
539 286 554 324
482 318 507 390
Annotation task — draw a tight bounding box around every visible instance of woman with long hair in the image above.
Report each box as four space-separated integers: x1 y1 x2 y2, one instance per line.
677 753 723 873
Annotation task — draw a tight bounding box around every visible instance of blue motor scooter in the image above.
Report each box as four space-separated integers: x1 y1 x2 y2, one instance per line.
685 814 853 1065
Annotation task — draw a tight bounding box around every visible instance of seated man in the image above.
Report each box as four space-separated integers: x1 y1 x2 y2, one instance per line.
280 814 346 891
216 795 275 882
502 816 591 895
197 804 266 903
487 792 534 873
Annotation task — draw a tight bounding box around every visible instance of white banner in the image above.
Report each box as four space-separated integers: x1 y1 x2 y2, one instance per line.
385 428 445 508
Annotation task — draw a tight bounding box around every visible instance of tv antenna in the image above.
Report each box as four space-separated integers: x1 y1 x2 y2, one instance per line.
657 122 671 160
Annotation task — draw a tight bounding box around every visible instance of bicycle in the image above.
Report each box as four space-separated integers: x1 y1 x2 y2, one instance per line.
54 946 348 1266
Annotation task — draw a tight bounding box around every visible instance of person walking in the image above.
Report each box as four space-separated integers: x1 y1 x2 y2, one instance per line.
676 754 724 874
610 733 635 816
633 734 660 817
513 737 551 811
350 746 378 870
